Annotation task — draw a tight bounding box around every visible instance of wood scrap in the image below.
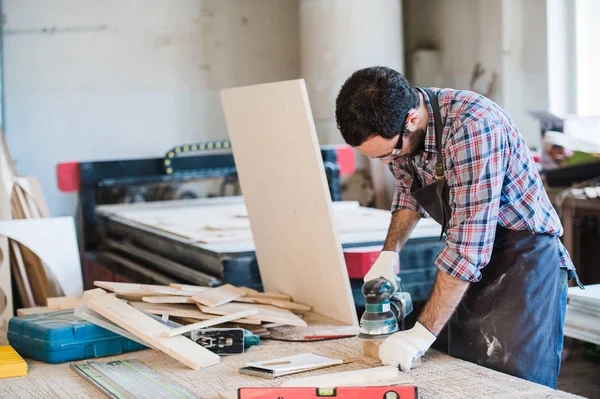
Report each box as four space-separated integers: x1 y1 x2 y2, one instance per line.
129 301 262 326
234 296 311 312
94 281 196 297
9 240 35 307
200 303 307 327
192 284 245 307
87 294 220 370
47 296 80 310
16 306 54 317
169 283 210 293
161 310 258 337
363 340 383 360
142 296 195 304
281 365 406 387
240 287 291 301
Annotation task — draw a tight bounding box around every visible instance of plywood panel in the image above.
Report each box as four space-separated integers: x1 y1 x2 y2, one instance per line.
191 284 245 307
220 80 357 326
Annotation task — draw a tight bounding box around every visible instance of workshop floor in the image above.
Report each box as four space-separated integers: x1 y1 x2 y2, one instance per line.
557 341 600 398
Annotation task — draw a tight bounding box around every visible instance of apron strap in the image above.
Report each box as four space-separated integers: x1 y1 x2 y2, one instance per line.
421 88 448 237
421 88 444 179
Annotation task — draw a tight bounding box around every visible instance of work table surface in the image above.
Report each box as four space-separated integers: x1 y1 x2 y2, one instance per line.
0 333 580 399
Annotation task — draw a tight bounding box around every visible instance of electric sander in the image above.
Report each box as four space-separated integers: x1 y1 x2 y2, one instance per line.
358 276 413 339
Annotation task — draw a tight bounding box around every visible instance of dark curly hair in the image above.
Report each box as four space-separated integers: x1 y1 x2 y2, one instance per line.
335 66 420 147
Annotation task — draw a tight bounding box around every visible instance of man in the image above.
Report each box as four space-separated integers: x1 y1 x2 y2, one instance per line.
335 66 582 388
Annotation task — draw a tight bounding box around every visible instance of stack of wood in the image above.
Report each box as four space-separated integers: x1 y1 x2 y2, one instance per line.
565 284 600 346
0 130 61 311
19 282 312 335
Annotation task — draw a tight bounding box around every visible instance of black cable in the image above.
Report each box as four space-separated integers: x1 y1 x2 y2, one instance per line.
261 335 356 343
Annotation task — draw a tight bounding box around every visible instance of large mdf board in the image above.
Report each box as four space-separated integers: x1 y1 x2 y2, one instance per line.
220 79 357 326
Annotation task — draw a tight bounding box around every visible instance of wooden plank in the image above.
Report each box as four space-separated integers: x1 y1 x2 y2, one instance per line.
170 283 210 293
94 281 196 297
200 303 307 327
129 301 262 325
240 288 292 302
161 310 258 337
88 294 220 370
234 296 311 312
9 240 35 307
220 80 357 326
191 284 245 307
281 365 402 387
142 296 195 304
47 296 80 310
16 306 53 316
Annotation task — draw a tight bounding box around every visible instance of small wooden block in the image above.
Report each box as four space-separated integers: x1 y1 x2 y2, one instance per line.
46 296 79 310
363 340 382 360
192 284 245 307
240 287 291 301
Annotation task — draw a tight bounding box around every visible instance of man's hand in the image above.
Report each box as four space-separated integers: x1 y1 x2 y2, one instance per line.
363 251 399 291
378 322 436 371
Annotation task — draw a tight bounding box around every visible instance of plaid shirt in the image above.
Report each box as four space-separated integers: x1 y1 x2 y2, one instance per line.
389 87 574 282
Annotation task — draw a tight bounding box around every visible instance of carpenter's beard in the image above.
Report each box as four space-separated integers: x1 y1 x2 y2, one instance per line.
400 128 427 158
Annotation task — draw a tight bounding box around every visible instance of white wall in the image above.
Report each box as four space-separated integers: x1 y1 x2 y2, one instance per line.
403 0 549 148
3 0 300 217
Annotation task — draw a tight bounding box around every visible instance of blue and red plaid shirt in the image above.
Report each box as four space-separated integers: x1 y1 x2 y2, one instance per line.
389 87 574 282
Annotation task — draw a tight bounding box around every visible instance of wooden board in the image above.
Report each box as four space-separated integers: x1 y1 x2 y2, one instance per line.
200 303 307 327
220 80 357 326
87 294 220 370
142 296 195 304
240 288 291 302
94 281 196 297
129 301 262 326
234 296 311 312
161 310 258 337
16 306 54 316
169 284 210 293
281 365 407 387
191 284 245 307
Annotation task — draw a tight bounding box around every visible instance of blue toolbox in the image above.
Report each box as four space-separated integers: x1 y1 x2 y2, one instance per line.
7 310 147 364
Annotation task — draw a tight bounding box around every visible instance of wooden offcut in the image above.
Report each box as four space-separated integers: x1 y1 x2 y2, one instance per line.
191 284 245 307
200 302 307 327
363 340 383 360
88 294 220 370
220 80 357 326
130 301 261 325
234 296 311 312
161 310 258 337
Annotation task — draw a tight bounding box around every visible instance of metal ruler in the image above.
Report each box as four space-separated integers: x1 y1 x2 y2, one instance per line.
71 360 198 399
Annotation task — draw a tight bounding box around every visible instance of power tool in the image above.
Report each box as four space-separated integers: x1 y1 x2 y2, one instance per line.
358 276 413 339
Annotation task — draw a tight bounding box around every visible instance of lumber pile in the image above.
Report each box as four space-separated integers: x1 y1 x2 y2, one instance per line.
0 129 61 313
565 284 600 345
20 282 314 369
94 281 310 328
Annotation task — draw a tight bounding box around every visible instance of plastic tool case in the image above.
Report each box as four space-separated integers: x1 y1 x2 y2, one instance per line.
7 310 146 363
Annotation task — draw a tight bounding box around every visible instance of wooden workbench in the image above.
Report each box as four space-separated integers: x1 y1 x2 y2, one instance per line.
0 332 581 398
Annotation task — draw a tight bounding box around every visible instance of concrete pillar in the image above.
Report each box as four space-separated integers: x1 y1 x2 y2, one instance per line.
300 0 403 209
300 0 404 146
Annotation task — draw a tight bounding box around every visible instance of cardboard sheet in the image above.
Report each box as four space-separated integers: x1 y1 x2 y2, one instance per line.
0 217 83 297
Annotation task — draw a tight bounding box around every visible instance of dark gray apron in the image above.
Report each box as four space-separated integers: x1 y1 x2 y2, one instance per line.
409 88 575 388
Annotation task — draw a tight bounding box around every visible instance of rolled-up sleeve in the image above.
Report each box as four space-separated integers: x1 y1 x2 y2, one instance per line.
388 160 426 216
435 120 507 282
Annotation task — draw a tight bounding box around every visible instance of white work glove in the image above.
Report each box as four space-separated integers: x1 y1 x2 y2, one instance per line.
363 250 399 292
378 322 437 371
